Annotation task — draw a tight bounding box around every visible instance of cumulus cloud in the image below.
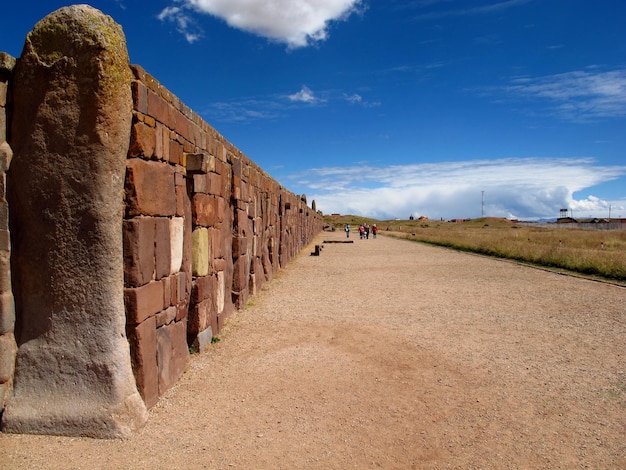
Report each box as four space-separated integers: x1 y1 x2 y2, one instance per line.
160 0 363 48
288 85 323 103
287 157 626 220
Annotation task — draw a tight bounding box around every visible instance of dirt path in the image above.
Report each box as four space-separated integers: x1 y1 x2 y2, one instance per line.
2 232 625 469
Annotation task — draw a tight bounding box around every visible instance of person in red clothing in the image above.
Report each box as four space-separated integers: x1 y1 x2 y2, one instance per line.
372 224 378 238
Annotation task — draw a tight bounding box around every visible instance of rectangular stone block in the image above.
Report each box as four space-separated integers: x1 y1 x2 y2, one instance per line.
132 80 148 115
193 194 223 228
154 122 164 160
169 139 183 166
232 256 248 293
192 174 209 194
126 158 176 217
212 257 227 273
216 271 225 315
191 227 209 277
156 306 177 328
188 298 210 335
123 217 156 287
147 89 169 125
174 272 187 305
207 172 223 197
127 316 158 408
125 281 165 325
232 235 248 257
191 275 211 303
185 152 214 174
155 217 171 280
128 121 155 158
157 320 189 395
170 217 184 274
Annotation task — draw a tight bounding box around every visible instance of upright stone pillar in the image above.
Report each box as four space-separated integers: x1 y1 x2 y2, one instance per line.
2 6 147 437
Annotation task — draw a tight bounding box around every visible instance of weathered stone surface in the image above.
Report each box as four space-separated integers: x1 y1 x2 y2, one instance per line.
0 52 16 77
125 281 165 325
193 194 224 227
129 121 155 158
3 5 147 437
127 316 158 408
170 217 184 275
0 291 15 335
156 306 177 328
185 152 214 174
190 326 213 353
0 142 13 175
156 320 189 395
125 158 176 217
0 333 16 383
123 217 156 287
192 227 209 277
155 217 171 280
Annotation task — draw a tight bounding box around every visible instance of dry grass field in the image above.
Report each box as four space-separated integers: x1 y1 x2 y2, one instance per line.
327 216 626 282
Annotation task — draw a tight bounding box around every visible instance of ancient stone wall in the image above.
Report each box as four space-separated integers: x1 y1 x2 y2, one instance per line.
0 53 16 414
0 5 322 437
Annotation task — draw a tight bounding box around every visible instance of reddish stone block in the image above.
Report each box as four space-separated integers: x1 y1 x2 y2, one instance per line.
207 172 223 197
232 256 249 293
175 272 187 304
156 306 177 328
154 122 164 160
154 217 171 280
123 217 156 287
192 174 209 194
132 80 148 114
147 89 169 125
232 175 242 200
125 158 176 217
212 258 227 273
232 235 248 257
232 157 242 178
175 184 186 218
169 140 183 165
191 275 213 303
127 316 158 408
174 109 190 141
125 281 165 325
156 320 189 395
193 194 222 227
161 275 171 308
128 121 155 158
188 298 210 335
161 125 170 162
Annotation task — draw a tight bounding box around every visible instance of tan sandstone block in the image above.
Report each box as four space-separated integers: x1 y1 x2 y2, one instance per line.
192 227 209 277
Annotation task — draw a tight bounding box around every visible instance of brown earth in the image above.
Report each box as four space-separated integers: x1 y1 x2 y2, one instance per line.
1 232 625 469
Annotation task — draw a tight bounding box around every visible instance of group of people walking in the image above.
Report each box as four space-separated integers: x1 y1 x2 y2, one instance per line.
344 223 378 239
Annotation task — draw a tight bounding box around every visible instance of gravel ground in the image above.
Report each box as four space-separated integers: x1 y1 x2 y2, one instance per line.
2 231 625 469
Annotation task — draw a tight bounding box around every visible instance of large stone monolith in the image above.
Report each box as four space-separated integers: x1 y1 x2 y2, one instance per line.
2 5 148 437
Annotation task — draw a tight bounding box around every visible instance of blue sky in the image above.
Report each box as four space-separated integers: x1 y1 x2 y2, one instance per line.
3 1 626 220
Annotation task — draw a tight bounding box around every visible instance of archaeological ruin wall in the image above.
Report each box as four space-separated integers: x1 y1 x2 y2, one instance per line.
0 5 322 437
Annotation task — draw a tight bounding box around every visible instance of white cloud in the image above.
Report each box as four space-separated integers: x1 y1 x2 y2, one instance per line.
412 0 532 21
288 158 626 220
157 6 202 43
288 85 321 103
162 0 363 48
505 69 626 121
